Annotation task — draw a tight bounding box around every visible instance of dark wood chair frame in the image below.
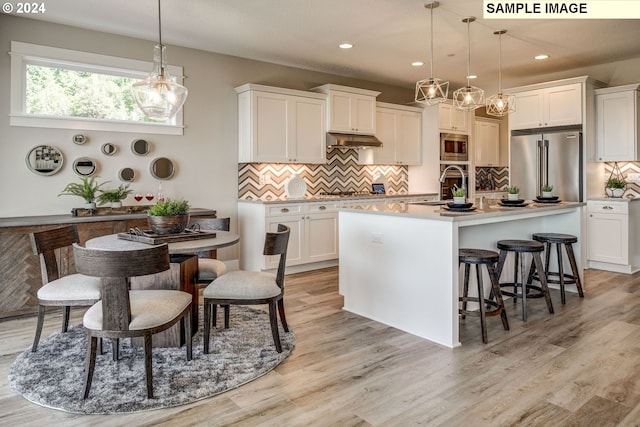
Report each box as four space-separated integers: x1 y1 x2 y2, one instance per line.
203 224 290 354
189 217 231 326
73 243 192 399
30 225 100 352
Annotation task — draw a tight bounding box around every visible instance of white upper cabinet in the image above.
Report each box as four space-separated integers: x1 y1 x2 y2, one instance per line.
311 84 380 135
373 103 422 165
474 118 500 166
438 102 470 134
595 84 640 161
236 84 326 163
509 83 582 130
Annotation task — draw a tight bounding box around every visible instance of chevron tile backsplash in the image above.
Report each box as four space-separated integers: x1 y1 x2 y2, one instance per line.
604 162 640 198
475 167 509 191
239 148 408 200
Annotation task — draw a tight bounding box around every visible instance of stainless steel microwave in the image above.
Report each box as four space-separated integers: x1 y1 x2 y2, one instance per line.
440 133 468 161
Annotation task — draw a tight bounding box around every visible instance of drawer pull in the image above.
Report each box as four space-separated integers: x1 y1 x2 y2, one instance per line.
319 205 327 210
281 208 289 213
603 206 613 210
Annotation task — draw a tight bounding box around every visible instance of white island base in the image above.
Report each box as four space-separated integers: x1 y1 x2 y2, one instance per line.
338 202 583 348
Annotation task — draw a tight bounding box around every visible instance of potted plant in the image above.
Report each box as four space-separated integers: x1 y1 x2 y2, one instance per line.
507 185 520 201
97 184 133 208
451 186 466 205
541 184 553 198
147 199 191 234
605 177 626 198
58 176 108 209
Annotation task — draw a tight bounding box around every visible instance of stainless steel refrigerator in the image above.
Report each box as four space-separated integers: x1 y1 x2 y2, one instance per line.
509 128 583 201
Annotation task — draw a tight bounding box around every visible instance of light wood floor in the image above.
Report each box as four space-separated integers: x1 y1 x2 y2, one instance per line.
1 267 640 426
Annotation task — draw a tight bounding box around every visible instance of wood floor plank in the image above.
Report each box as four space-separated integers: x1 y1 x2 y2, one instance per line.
1 266 640 426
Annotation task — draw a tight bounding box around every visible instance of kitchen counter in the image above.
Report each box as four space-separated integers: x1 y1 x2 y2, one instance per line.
338 200 583 348
238 193 438 204
587 196 640 202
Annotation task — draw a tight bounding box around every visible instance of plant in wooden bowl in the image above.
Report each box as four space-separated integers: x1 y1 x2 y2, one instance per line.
147 199 190 235
97 184 133 208
58 176 108 209
507 185 520 201
605 177 626 198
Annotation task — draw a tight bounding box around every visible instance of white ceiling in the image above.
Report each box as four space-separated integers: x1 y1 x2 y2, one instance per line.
19 0 640 93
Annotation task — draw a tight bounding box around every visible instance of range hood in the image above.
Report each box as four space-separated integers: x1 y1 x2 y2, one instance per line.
326 132 382 149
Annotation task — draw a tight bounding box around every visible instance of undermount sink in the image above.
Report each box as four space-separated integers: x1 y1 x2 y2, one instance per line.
410 200 448 206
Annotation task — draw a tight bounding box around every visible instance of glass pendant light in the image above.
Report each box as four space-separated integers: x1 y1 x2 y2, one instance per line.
486 30 516 117
415 1 449 105
132 0 188 120
453 17 484 111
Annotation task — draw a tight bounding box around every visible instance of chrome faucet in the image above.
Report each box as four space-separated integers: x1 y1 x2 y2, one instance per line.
439 165 466 200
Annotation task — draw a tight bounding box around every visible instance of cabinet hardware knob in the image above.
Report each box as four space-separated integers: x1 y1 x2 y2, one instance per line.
319 205 326 210
281 208 289 213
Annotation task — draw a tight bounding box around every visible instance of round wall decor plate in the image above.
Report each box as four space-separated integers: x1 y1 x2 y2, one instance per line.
285 174 307 199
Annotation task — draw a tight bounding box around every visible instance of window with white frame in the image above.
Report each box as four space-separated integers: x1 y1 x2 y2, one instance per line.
10 41 185 135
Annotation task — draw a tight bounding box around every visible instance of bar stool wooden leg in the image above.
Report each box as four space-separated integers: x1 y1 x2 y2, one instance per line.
556 242 566 304
532 252 554 314
565 243 584 297
475 265 488 343
462 263 471 319
488 262 509 331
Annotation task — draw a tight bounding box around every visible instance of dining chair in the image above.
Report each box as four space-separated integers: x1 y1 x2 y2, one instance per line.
203 224 290 353
189 217 231 327
73 243 193 399
188 217 231 285
29 225 102 352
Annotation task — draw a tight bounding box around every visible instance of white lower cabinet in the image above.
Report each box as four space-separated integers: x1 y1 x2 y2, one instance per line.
239 201 339 271
587 200 640 273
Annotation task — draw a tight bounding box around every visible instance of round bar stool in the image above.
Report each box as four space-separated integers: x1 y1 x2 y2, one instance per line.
459 248 509 344
530 233 584 304
495 240 554 322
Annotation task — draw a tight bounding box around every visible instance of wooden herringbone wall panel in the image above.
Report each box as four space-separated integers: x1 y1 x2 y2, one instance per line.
0 233 40 318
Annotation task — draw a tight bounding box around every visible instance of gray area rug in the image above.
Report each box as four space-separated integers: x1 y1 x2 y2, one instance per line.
8 306 294 414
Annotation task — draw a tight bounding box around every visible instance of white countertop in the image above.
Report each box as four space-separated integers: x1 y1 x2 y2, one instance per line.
340 200 584 223
587 196 640 202
238 193 438 204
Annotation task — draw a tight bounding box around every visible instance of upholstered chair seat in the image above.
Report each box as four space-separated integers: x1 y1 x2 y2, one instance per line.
37 274 102 302
203 271 280 300
83 290 192 331
197 258 228 282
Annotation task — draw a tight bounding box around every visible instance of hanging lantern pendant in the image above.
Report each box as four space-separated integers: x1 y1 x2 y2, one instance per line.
486 29 516 117
415 1 449 105
453 17 484 111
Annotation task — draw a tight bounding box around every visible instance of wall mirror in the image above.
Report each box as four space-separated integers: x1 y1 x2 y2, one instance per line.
72 134 87 145
131 139 150 156
25 145 64 176
72 157 97 177
118 167 136 182
101 142 118 156
150 157 175 180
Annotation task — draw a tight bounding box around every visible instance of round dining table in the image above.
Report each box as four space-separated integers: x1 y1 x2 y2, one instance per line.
85 231 240 347
85 230 240 253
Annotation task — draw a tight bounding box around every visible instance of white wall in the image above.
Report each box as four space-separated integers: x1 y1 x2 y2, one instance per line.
0 14 414 261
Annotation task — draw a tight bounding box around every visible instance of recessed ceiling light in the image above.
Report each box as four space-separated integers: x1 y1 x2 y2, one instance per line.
412 61 424 67
467 75 478 79
339 43 353 49
535 54 549 60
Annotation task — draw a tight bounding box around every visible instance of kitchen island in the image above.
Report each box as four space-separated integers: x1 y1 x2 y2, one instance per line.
338 200 584 348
